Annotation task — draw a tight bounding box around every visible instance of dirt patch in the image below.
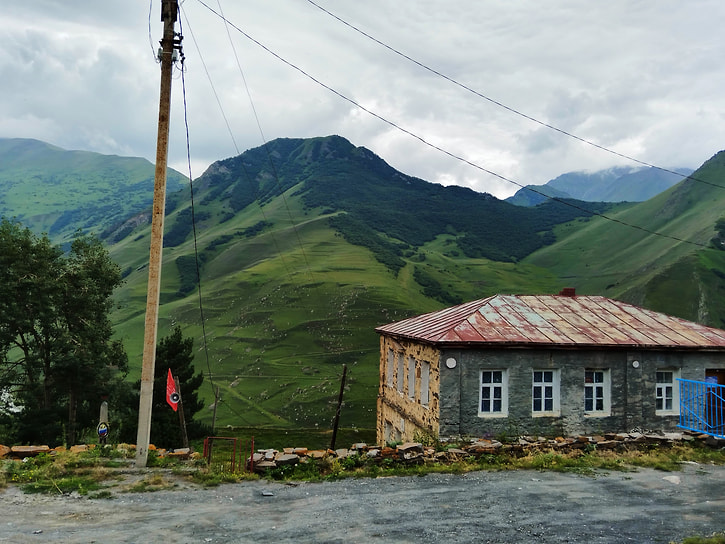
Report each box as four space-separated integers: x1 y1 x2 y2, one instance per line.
1 463 724 543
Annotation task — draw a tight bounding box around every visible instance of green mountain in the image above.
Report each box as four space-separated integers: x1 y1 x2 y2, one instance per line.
3 135 724 434
0 138 187 243
106 135 609 431
506 165 692 206
525 150 725 327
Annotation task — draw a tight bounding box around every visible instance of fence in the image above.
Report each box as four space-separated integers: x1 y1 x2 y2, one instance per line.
678 378 725 439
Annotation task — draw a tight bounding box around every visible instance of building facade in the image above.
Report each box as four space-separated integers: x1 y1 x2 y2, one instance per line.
375 291 725 444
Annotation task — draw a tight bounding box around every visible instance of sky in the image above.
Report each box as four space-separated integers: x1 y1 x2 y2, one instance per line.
2 1 724 199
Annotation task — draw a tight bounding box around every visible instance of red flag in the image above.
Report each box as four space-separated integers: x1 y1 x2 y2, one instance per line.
166 368 179 411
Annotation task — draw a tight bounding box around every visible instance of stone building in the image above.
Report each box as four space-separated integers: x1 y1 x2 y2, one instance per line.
375 290 725 444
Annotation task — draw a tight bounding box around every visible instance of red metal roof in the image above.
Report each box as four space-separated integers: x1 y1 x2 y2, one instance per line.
375 294 725 350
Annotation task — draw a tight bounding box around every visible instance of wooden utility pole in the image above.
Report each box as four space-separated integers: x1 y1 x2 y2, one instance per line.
135 0 179 467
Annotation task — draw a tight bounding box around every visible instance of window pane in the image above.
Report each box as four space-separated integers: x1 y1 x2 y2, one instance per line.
482 399 490 412
492 371 502 384
493 399 502 412
585 398 593 411
493 386 502 399
533 398 542 411
543 372 553 383
533 386 542 400
482 389 490 400
544 398 553 411
482 372 492 384
656 398 663 410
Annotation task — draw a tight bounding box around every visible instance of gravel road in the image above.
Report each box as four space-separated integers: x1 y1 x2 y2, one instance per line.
1 463 723 543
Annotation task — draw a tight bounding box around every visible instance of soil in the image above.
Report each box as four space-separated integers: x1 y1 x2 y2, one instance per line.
1 462 723 543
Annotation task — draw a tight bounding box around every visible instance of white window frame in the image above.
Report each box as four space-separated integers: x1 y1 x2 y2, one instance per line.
479 369 508 417
407 356 416 400
386 349 395 388
655 369 680 415
532 369 560 416
584 369 611 416
420 360 430 407
396 352 405 394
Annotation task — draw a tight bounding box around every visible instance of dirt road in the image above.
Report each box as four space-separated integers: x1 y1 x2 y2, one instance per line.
1 463 723 543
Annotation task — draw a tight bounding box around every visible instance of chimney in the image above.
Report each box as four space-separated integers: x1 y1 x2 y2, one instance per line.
558 287 576 297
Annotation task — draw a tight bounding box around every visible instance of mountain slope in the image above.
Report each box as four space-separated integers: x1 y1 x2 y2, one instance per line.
506 165 692 206
108 135 603 430
0 138 187 243
525 151 725 325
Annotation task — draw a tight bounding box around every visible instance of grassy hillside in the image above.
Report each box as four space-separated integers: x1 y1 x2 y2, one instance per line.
0 138 187 243
6 135 724 434
526 150 725 325
110 198 561 431
108 136 582 431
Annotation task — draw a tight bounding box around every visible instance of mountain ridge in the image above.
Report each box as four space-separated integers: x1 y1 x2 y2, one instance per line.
2 135 723 431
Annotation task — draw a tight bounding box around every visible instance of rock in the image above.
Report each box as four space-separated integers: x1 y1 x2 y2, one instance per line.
168 448 191 459
704 436 725 448
365 449 380 458
397 442 423 455
335 448 351 458
11 445 50 457
0 445 10 458
275 453 300 466
253 460 277 472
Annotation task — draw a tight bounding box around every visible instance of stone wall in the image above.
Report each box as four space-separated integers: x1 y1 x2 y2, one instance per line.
438 346 725 438
376 336 441 444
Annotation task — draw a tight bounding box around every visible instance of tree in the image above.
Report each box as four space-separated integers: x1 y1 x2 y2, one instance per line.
119 326 208 448
0 219 128 445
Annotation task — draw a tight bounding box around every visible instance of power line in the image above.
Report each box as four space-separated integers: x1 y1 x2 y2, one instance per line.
190 0 710 249
303 0 725 192
178 16 217 399
213 0 316 283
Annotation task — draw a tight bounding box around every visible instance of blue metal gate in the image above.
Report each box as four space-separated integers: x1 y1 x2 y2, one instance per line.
678 379 725 438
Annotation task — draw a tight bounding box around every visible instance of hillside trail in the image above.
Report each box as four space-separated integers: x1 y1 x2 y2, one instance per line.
1 463 723 543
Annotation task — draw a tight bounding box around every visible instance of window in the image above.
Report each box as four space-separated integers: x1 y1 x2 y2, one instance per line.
479 370 507 416
396 353 405 393
420 361 430 407
407 356 416 400
584 369 610 415
656 369 680 415
386 349 395 388
532 369 560 416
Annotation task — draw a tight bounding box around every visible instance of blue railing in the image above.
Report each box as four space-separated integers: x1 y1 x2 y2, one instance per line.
678 378 725 439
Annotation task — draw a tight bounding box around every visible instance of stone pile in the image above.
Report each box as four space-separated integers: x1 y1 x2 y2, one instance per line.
245 431 724 473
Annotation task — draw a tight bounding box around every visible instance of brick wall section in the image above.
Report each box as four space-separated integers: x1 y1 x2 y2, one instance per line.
376 336 441 444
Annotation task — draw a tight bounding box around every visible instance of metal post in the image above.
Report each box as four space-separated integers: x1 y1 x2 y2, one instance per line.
136 0 178 467
175 376 190 449
330 364 348 451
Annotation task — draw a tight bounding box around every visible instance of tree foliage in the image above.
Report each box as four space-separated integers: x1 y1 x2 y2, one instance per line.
119 326 208 448
0 219 128 445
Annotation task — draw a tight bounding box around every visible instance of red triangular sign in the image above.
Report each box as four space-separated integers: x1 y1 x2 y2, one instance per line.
166 368 179 411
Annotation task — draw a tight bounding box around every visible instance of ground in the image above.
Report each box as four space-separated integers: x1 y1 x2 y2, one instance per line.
1 463 723 543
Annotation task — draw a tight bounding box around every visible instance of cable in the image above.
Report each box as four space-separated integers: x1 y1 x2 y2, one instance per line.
214 0 316 282
178 15 217 398
179 5 298 282
191 0 710 249
303 0 724 192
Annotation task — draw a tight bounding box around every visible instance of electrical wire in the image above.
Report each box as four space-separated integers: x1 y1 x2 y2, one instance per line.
177 15 217 399
214 0 315 282
190 0 710 249
303 0 724 192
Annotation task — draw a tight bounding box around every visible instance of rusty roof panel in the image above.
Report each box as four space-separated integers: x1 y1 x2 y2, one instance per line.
375 293 725 350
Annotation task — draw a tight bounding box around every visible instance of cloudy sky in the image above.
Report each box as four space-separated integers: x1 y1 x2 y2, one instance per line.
2 1 724 198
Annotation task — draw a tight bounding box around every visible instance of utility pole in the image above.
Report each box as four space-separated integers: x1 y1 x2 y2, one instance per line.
136 0 180 467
